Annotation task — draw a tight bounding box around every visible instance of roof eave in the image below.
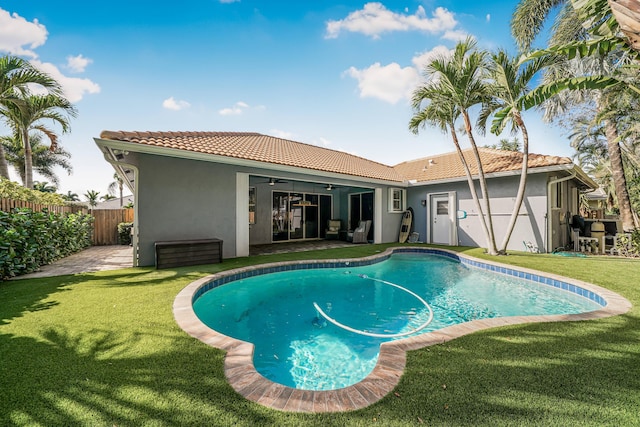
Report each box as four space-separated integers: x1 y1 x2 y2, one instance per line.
406 163 597 189
94 137 407 187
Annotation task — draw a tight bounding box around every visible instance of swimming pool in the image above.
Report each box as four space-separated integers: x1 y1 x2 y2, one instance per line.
174 247 631 412
193 252 600 390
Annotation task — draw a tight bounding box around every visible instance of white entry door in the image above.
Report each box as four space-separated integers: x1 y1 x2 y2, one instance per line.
431 194 450 244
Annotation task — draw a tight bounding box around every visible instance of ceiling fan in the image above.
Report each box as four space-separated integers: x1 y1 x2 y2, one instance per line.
325 184 343 191
265 178 288 186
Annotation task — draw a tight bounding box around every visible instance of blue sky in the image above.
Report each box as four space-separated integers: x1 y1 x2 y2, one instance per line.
0 1 568 198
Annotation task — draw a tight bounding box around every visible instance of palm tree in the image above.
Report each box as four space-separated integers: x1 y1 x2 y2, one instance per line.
410 88 496 252
33 181 57 193
101 194 116 201
108 173 125 207
486 137 522 152
526 53 639 230
479 50 554 252
2 93 76 189
511 0 640 53
62 191 79 202
512 0 638 231
608 0 640 52
84 190 100 208
1 132 73 187
0 55 63 180
411 37 499 255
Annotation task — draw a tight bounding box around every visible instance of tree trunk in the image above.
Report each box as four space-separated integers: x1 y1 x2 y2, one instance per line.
119 181 123 207
608 0 640 52
604 119 635 231
0 143 10 179
22 129 33 189
499 112 530 253
448 124 494 252
462 111 499 255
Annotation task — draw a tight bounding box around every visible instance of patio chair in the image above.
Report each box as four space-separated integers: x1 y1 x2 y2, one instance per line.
325 219 342 240
351 220 372 244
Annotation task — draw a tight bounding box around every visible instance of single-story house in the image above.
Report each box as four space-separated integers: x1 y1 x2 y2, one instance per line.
94 195 134 210
94 131 596 266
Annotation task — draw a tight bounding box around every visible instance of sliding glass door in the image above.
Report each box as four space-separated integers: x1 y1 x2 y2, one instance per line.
272 191 329 242
349 192 374 240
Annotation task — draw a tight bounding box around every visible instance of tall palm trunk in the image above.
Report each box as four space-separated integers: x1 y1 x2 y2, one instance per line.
500 112 530 252
462 111 499 255
608 0 640 52
0 144 9 179
604 119 636 230
448 124 495 251
21 129 33 189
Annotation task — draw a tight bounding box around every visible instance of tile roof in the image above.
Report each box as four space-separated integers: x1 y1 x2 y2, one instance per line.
99 131 406 182
99 131 575 184
393 147 573 183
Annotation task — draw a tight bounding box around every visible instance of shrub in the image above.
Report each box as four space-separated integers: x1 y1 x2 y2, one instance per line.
0 177 66 205
117 222 133 246
614 229 640 257
0 208 94 280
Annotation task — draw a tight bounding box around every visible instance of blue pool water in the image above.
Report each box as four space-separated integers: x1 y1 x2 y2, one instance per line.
193 253 600 390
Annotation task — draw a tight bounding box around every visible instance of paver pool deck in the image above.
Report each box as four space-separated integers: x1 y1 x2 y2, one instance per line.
12 245 134 279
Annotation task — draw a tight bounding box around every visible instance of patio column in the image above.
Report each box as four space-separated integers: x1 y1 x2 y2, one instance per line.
236 172 250 257
374 187 383 243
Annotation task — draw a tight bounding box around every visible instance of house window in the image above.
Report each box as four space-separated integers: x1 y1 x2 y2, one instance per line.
388 188 406 212
553 181 563 209
249 186 256 224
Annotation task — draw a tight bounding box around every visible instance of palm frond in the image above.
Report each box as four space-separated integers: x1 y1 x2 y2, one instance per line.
511 0 567 52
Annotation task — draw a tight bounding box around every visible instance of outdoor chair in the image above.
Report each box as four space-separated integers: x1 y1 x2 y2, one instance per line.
351 220 372 244
325 219 342 240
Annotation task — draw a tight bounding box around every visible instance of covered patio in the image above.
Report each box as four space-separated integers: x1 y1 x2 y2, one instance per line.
249 239 354 256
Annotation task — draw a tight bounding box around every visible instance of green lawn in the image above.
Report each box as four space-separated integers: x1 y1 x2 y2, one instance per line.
1 244 639 426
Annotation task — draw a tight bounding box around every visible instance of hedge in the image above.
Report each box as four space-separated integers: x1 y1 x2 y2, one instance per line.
117 222 133 246
0 208 94 280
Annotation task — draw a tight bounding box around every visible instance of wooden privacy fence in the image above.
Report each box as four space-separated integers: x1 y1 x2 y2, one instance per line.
0 198 87 214
92 209 134 245
1 198 134 246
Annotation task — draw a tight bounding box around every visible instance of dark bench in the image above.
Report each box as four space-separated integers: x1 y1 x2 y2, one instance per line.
155 238 223 269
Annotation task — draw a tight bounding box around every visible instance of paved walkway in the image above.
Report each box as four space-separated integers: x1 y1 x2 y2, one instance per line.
12 240 357 279
13 245 134 280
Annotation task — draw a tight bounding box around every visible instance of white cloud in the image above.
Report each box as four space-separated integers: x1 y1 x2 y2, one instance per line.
442 29 469 42
411 45 453 72
218 101 261 116
325 3 457 39
219 103 246 115
345 46 454 104
344 62 419 104
307 137 332 148
486 14 491 23
66 54 92 73
0 9 99 103
30 59 100 103
162 96 191 111
316 137 332 147
0 8 47 58
269 129 297 140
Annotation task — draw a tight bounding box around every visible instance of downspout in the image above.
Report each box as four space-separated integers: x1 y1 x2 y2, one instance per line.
546 169 576 253
102 150 140 266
